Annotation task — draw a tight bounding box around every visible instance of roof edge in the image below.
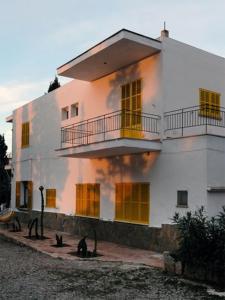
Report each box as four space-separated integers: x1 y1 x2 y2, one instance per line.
57 28 161 71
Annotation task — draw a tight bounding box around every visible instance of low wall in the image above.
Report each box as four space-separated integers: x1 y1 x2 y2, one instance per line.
16 210 179 252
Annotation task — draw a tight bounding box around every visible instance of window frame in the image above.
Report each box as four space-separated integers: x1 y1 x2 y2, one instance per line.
71 103 79 118
199 88 221 119
21 122 30 148
177 190 188 208
115 182 149 225
46 189 56 208
61 106 69 121
76 183 100 218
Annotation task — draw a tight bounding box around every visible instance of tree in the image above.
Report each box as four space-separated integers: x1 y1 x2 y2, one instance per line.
47 76 61 93
0 135 10 207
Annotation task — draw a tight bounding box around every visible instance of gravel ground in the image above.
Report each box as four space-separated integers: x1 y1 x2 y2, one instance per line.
0 237 223 300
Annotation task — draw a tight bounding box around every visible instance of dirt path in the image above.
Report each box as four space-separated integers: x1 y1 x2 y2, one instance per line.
0 237 222 299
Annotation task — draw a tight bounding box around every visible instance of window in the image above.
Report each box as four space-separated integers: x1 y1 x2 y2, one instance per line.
177 190 188 207
71 103 79 118
16 181 33 209
21 122 30 148
76 184 100 218
121 79 142 138
199 88 221 119
115 183 149 224
46 189 56 208
61 106 69 120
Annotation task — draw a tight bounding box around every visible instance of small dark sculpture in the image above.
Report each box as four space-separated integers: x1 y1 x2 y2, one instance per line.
39 186 44 239
77 236 88 257
56 234 63 247
11 217 21 232
28 218 39 238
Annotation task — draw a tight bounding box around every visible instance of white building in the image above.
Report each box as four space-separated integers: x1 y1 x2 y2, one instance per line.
6 28 225 246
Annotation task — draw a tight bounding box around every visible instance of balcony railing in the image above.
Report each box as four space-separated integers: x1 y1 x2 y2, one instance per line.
61 110 161 147
164 105 225 137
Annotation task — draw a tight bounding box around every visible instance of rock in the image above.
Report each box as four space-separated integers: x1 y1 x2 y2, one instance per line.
163 251 175 273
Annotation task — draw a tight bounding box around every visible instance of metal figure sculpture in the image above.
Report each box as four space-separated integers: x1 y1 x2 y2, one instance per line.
28 218 39 238
77 236 88 257
55 234 63 247
39 186 44 239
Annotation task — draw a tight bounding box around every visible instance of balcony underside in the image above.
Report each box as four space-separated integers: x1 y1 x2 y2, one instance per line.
56 138 161 158
57 29 161 81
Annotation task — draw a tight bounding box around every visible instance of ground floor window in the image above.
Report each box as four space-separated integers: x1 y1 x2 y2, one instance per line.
115 182 149 224
46 189 56 208
16 181 33 209
177 190 188 207
76 184 100 218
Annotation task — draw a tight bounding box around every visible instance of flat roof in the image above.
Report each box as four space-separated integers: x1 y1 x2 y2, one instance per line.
57 29 161 81
6 115 13 123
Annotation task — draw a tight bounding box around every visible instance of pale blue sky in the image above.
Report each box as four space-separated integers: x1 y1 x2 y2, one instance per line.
1 0 225 152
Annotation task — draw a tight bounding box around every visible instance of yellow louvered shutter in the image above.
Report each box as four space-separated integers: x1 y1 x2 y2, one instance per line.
46 189 56 208
21 122 30 148
27 181 33 210
199 88 220 118
76 184 100 218
121 79 142 138
16 182 21 208
115 183 149 224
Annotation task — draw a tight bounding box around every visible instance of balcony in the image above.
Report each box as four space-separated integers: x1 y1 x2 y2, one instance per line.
57 110 161 158
164 105 225 138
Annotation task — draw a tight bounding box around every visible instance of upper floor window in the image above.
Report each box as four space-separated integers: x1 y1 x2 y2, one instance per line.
71 103 79 118
199 88 221 119
61 106 69 121
21 122 30 148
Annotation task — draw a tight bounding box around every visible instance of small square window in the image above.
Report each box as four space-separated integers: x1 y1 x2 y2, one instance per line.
71 103 79 117
61 106 69 121
177 191 188 207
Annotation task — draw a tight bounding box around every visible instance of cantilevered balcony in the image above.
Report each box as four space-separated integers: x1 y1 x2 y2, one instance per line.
57 110 161 158
164 105 225 138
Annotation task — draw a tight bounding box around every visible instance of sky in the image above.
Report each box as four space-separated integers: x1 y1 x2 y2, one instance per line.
1 0 225 153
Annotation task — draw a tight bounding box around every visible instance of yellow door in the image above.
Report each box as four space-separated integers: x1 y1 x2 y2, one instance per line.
121 79 142 138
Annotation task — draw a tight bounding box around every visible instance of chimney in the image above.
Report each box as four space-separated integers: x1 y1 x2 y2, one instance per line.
160 22 169 39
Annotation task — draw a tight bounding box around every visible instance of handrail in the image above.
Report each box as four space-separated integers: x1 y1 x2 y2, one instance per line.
62 109 161 129
164 105 225 136
61 109 161 147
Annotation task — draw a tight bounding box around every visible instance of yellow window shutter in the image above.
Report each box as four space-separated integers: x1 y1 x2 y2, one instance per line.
46 189 56 208
21 122 30 148
115 182 149 224
27 181 33 210
76 183 100 218
16 182 21 208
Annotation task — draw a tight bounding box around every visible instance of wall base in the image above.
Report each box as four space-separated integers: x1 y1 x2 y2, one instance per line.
16 210 179 252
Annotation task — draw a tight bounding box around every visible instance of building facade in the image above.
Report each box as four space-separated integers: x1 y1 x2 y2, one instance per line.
7 28 225 232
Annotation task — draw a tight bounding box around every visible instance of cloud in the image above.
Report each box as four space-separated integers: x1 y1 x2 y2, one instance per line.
0 80 48 114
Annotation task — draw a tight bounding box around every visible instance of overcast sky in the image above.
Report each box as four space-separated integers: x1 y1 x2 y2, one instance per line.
1 0 225 152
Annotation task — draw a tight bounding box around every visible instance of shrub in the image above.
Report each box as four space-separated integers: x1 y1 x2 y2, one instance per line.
172 206 225 276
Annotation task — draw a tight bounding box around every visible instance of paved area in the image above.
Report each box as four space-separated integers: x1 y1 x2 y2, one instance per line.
0 237 221 300
0 225 163 268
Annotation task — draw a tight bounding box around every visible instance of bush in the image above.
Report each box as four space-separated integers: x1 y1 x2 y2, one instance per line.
172 206 225 277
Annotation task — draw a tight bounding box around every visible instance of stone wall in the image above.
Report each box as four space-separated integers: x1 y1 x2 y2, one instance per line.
16 210 179 252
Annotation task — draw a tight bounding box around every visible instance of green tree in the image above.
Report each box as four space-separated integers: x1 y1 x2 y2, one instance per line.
0 135 10 207
47 76 61 93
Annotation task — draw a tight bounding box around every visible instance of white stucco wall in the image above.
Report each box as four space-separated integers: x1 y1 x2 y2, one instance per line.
162 37 225 112
10 35 225 228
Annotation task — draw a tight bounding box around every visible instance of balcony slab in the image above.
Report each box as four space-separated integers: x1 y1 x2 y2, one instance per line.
56 138 162 158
